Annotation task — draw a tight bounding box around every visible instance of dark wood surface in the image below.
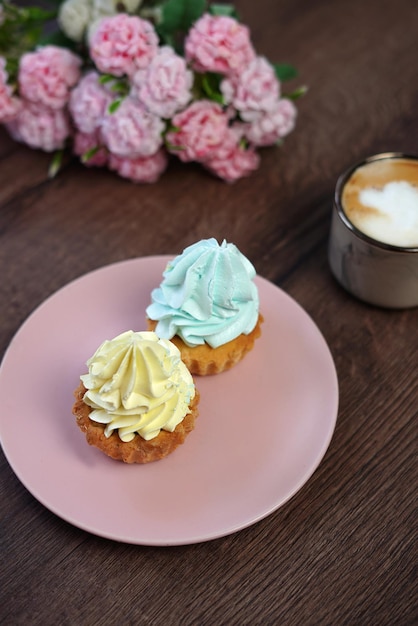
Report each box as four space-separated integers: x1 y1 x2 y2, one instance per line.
1 1 417 624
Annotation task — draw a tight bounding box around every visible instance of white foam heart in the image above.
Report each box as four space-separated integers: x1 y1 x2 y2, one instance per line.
358 180 418 247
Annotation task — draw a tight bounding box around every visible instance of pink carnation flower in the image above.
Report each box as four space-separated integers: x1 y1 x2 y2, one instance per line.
185 13 255 75
244 98 297 146
221 56 280 121
109 150 168 183
204 128 260 182
8 102 70 152
73 131 108 167
69 72 113 134
132 46 193 119
90 14 158 77
18 46 81 110
0 57 21 122
100 97 164 157
166 100 230 162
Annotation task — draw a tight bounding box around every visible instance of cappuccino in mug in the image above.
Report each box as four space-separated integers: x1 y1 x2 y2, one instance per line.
328 153 418 308
341 157 418 248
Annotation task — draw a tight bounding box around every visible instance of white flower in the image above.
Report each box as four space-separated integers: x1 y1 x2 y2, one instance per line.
58 0 93 42
121 0 143 12
91 0 142 21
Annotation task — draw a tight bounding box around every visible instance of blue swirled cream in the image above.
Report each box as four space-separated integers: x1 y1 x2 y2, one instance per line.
146 239 259 348
80 330 195 441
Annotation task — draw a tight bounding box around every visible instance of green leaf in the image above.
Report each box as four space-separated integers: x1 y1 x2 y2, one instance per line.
108 99 123 114
273 63 298 82
5 57 19 82
99 74 115 84
38 30 79 52
38 29 79 50
159 0 207 36
110 79 130 96
200 72 224 104
285 85 308 100
81 146 100 163
48 150 63 179
21 7 57 22
0 0 61 63
165 124 181 134
209 3 239 18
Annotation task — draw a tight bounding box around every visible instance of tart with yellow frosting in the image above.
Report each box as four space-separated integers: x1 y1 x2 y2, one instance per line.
72 330 199 463
146 239 262 375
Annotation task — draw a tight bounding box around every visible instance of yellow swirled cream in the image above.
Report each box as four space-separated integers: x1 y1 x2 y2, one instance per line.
80 331 195 441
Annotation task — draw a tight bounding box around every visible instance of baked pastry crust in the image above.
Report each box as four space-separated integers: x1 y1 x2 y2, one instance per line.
72 382 199 463
147 314 263 375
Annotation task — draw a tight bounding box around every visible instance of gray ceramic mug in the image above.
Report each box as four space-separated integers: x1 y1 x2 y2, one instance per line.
328 152 418 309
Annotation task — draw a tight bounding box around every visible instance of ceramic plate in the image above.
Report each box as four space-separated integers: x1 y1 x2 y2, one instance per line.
0 257 338 545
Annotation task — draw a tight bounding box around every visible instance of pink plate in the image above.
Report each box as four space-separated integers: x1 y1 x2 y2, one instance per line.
0 257 338 545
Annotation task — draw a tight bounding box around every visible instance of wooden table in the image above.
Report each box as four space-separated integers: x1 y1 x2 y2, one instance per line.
1 0 417 623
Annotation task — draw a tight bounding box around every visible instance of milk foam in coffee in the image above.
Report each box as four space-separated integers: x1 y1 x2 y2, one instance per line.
341 157 418 247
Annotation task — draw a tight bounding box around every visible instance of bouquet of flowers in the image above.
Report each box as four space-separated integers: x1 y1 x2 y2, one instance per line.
0 0 305 183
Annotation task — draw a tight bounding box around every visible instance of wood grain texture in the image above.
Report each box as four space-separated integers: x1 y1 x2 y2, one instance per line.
1 0 417 624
